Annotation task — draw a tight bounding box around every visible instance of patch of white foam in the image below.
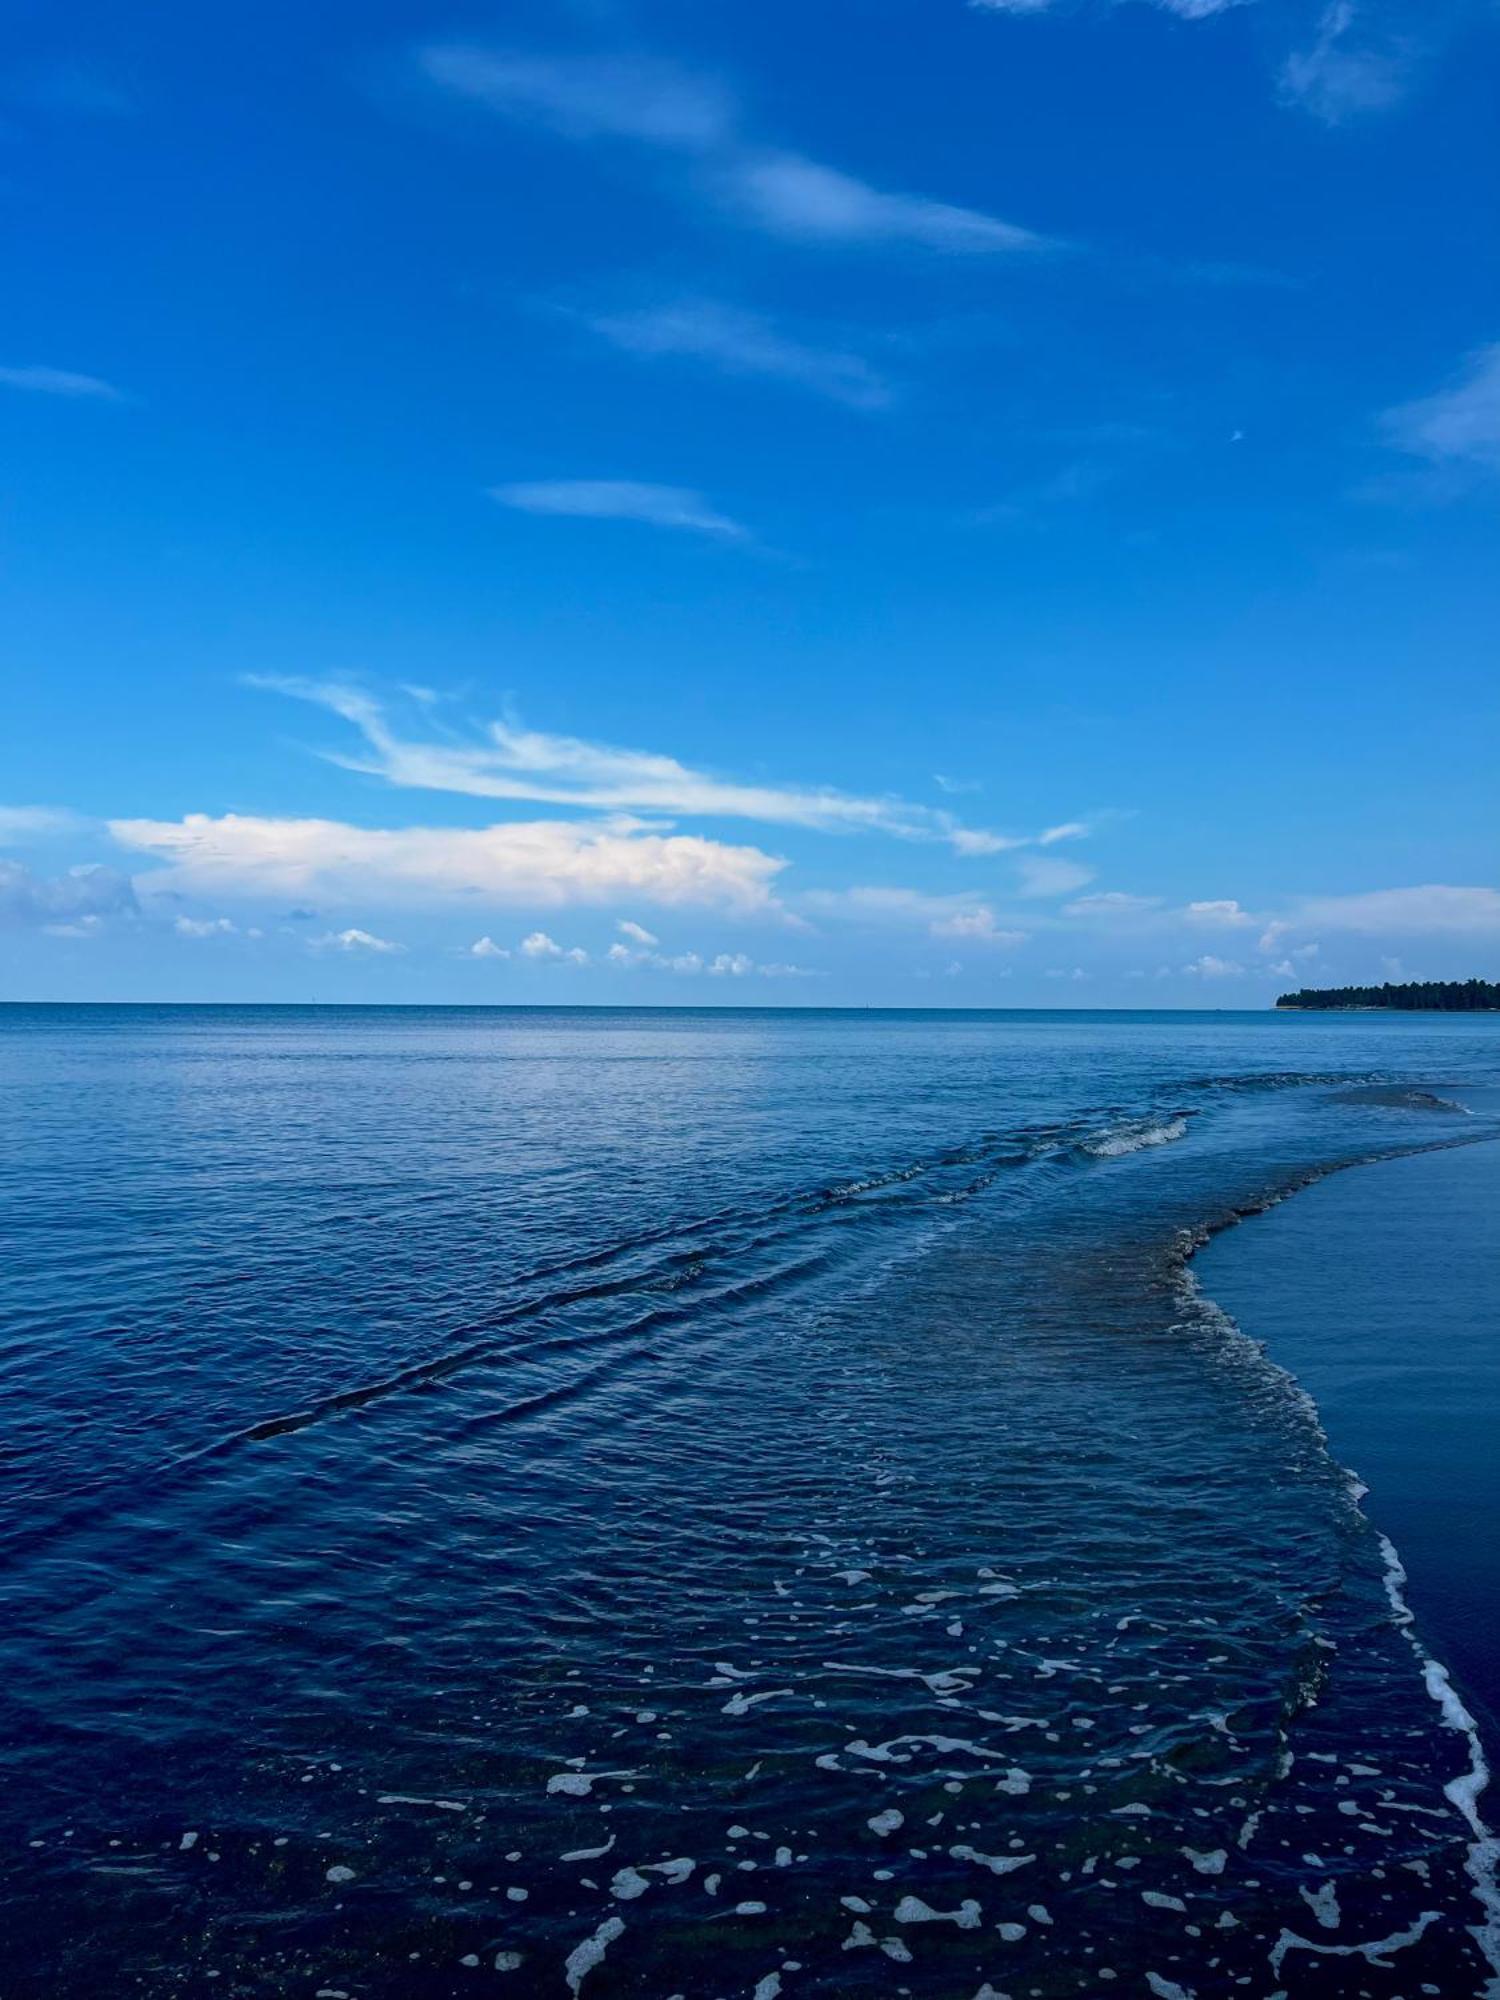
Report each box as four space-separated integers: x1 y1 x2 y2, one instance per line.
950 1845 1035 1877
894 1895 981 1929
1086 1117 1189 1160
564 1917 625 1995
1269 1911 1441 1977
846 1733 1008 1765
1300 1881 1340 1929
723 1689 791 1716
560 1836 615 1862
547 1769 636 1797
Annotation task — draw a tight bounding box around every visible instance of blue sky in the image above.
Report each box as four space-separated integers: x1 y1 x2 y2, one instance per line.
3 0 1497 1004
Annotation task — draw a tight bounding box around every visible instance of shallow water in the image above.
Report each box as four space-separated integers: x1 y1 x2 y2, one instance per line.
3 1004 1499 1997
1198 1133 1500 1732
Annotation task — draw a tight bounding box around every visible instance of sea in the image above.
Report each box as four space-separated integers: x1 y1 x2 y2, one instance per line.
1 1003 1497 1999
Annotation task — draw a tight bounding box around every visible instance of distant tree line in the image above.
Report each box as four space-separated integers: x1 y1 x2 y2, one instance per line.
1276 979 1500 1012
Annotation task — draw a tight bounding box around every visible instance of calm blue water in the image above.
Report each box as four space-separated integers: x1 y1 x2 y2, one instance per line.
3 1004 1499 1998
1199 1133 1500 1733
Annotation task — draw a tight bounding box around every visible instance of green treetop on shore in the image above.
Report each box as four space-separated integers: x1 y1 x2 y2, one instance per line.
1275 979 1500 1011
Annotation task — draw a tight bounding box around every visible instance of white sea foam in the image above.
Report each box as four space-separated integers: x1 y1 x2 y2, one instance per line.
950 1844 1035 1876
1376 1532 1500 1987
1085 1116 1189 1159
893 1895 982 1929
1268 1910 1440 1977
564 1917 625 1995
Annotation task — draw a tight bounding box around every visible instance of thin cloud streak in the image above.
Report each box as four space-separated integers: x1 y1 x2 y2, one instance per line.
414 45 732 149
970 0 1242 18
490 479 750 540
1278 2 1409 123
720 152 1041 253
0 364 122 401
249 680 1066 856
1382 344 1500 475
580 301 892 410
416 40 1043 256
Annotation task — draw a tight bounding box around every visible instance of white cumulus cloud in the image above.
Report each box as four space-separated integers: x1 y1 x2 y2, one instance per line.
929 906 1028 945
110 812 786 914
314 927 404 954
1183 898 1255 928
520 930 589 963
1184 953 1244 977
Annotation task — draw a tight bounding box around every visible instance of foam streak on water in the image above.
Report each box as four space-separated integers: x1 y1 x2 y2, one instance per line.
2 1003 1499 1997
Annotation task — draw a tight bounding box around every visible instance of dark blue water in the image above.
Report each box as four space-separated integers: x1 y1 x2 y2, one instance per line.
1199 1133 1500 1732
3 1005 1499 1998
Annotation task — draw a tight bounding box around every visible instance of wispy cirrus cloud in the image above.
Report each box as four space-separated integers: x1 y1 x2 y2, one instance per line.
0 364 122 401
1063 890 1164 919
248 679 1063 857
1278 2 1409 123
0 804 87 839
718 152 1041 252
111 811 786 914
1015 854 1095 898
798 885 1028 946
416 40 1043 256
578 300 892 411
415 45 732 149
490 479 749 541
971 0 1241 19
1382 344 1500 477
1289 885 1500 935
1067 881 1500 948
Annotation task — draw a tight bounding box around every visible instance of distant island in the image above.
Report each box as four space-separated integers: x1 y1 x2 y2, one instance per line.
1276 979 1500 1012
